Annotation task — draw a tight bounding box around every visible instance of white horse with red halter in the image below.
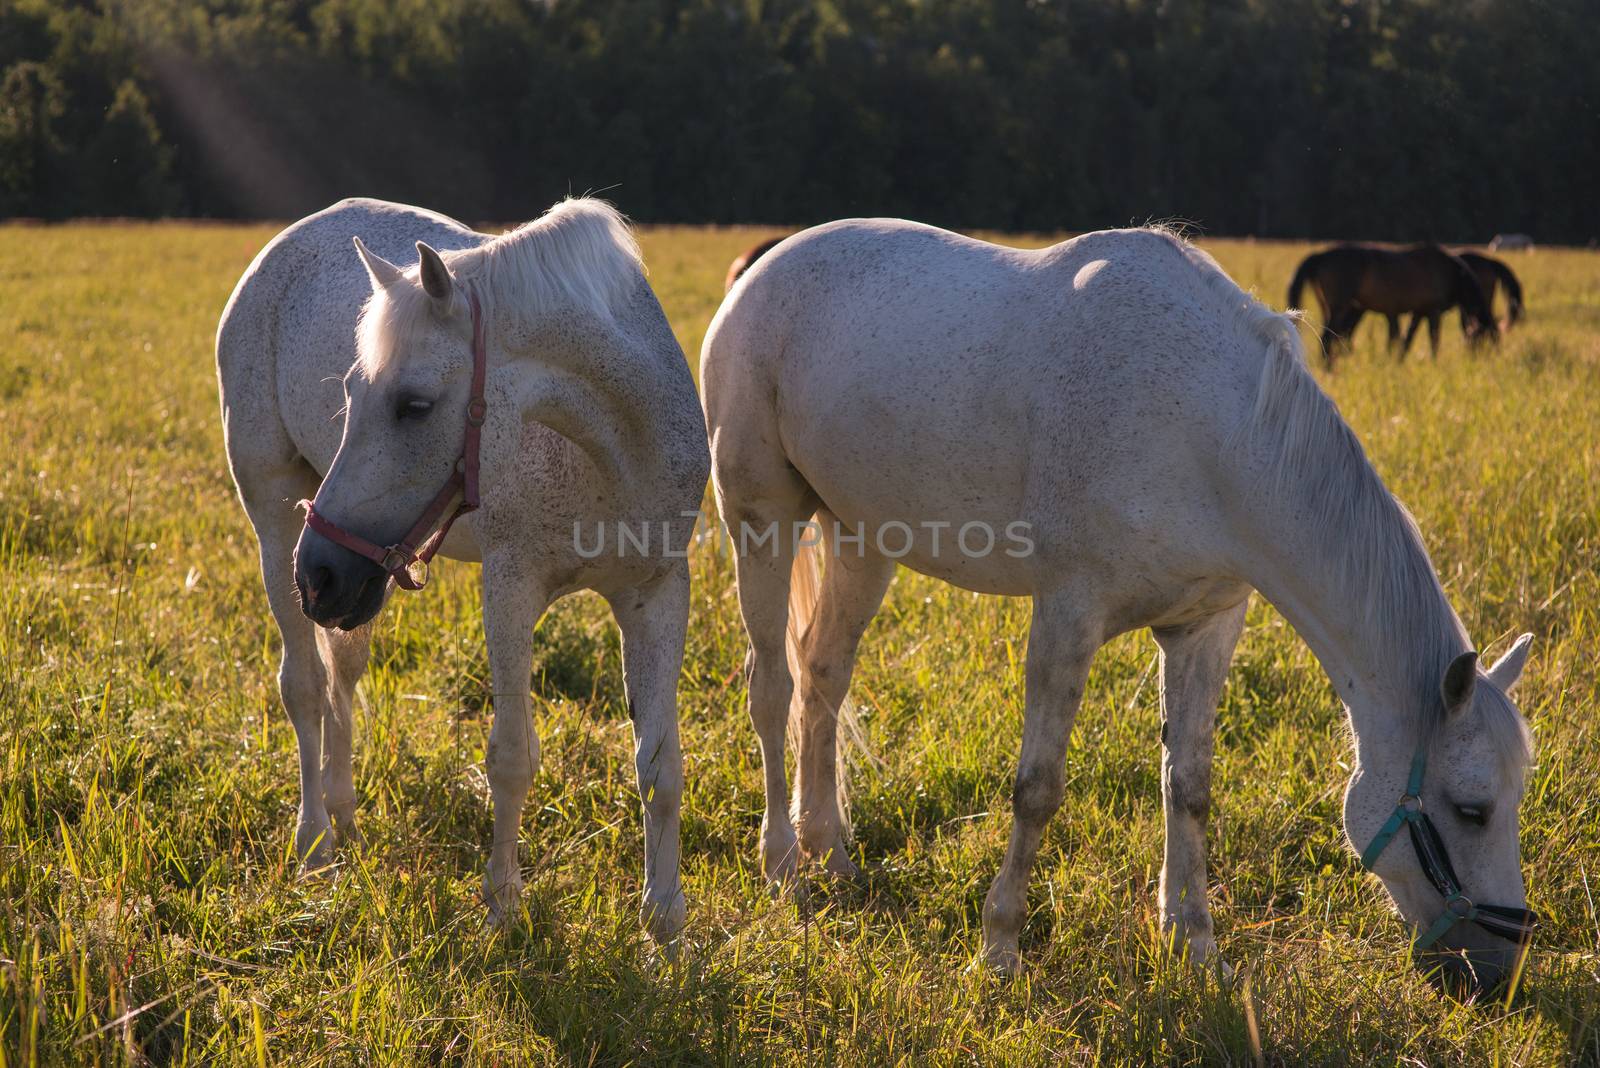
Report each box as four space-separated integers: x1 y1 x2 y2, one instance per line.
217 197 709 943
702 219 1537 995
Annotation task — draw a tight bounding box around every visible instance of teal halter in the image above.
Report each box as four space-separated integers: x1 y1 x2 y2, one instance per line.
1360 749 1537 951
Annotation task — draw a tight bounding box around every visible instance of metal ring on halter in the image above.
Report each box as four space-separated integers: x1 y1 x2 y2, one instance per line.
404 558 431 589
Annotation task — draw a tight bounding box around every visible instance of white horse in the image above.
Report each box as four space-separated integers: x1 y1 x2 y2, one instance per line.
217 197 709 943
702 221 1537 995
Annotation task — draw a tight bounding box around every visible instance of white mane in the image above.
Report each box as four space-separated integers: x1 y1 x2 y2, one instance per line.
357 197 644 376
1155 232 1532 771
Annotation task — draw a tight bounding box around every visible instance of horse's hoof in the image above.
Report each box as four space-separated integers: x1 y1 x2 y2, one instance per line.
816 844 860 881
981 937 1023 978
482 870 524 929
295 821 335 874
328 805 363 849
760 833 801 892
642 889 687 944
1174 930 1230 978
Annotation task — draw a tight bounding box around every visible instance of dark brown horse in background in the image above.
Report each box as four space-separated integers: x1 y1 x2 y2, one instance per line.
1388 251 1524 349
1287 244 1498 366
724 235 788 292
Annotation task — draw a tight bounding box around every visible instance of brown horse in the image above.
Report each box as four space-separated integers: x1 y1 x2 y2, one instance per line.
1287 244 1498 365
724 235 788 292
1390 251 1524 346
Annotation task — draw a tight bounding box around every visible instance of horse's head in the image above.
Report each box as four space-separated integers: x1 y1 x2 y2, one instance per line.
1461 308 1502 347
1344 635 1535 998
1454 257 1502 347
294 238 493 629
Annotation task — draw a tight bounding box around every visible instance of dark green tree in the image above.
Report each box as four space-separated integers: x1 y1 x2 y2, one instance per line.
79 80 178 217
0 60 65 216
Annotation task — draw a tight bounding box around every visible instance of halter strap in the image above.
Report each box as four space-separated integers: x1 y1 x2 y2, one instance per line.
1359 749 1427 870
1360 746 1537 953
301 287 487 592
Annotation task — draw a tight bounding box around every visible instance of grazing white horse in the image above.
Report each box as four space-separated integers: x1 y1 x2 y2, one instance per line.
217 197 709 942
703 220 1537 994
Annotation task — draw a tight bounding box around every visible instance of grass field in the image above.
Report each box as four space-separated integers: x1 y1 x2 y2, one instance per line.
1 220 1597 1066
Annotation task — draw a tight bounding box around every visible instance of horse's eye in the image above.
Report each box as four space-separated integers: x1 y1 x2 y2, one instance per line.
1455 804 1488 827
396 397 433 420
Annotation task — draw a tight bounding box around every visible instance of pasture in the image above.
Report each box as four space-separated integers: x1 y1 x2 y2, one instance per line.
1 222 1597 1065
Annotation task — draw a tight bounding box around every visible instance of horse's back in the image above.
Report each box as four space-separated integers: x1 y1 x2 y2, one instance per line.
713 221 1260 415
704 221 1274 594
217 198 485 475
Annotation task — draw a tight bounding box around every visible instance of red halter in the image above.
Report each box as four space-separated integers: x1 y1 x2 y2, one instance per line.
300 289 487 592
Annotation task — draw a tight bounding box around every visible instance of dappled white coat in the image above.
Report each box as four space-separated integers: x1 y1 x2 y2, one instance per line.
702 220 1534 990
217 197 708 941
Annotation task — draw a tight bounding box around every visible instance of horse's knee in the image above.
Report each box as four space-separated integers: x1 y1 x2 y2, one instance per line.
636 747 683 815
486 732 539 798
1163 765 1211 822
1012 764 1065 827
277 656 325 725
746 646 793 727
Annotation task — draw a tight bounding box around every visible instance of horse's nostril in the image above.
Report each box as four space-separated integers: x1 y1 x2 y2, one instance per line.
310 565 335 601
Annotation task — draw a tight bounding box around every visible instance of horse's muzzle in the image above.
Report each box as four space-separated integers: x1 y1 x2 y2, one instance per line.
1415 927 1526 1000
294 526 388 630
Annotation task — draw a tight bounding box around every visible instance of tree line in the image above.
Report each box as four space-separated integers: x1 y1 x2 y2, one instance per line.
1 0 1595 242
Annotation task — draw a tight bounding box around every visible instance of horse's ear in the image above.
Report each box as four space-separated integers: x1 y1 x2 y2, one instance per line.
416 242 453 307
1485 633 1533 694
1441 650 1478 714
353 236 403 291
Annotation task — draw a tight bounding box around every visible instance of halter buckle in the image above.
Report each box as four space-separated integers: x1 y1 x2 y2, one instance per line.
1398 795 1423 815
466 398 487 426
1446 894 1475 919
381 547 410 574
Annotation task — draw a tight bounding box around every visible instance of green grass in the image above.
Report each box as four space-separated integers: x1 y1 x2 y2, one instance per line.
1 220 1597 1065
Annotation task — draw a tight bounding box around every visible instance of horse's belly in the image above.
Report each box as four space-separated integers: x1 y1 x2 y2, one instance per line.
791 440 1037 596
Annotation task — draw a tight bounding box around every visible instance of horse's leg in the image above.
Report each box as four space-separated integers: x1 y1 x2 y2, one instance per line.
711 381 817 886
1317 317 1339 369
1153 601 1248 966
1385 314 1401 357
605 564 692 944
479 552 550 926
240 463 338 869
1312 291 1338 370
1338 307 1365 353
1427 314 1442 359
315 622 373 844
1323 306 1359 367
732 512 809 887
982 592 1100 974
1399 315 1423 361
792 520 895 876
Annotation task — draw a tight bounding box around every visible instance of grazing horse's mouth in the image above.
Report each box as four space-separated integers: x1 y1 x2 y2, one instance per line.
294 529 389 630
330 575 386 630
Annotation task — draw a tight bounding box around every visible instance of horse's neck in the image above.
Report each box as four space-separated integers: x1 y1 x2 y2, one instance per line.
1238 455 1467 759
496 288 691 487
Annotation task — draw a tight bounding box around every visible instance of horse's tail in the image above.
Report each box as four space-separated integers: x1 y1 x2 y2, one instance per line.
1487 256 1524 325
784 524 870 839
1287 253 1319 311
